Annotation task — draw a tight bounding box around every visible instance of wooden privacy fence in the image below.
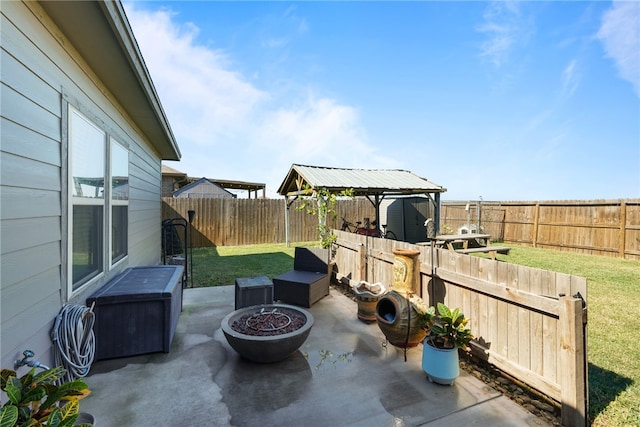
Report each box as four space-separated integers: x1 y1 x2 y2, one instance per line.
441 199 640 260
331 230 588 426
162 197 639 260
162 197 375 247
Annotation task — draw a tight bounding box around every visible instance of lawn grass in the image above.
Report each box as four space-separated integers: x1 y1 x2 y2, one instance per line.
190 242 320 288
493 245 640 427
190 241 639 426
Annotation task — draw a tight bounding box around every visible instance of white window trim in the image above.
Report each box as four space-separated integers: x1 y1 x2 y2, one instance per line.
109 137 129 268
67 106 130 296
68 106 106 296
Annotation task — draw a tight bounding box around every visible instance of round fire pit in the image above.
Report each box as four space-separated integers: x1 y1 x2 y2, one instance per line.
221 304 314 363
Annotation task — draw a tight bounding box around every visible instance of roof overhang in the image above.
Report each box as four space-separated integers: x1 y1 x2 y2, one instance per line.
161 165 188 178
39 0 180 160
205 178 266 192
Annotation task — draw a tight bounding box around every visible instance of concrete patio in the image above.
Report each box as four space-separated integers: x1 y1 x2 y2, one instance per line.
81 285 549 426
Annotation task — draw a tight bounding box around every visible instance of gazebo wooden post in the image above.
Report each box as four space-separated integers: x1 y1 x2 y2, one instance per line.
364 193 384 235
284 194 301 247
374 194 381 234
284 196 291 247
434 192 441 236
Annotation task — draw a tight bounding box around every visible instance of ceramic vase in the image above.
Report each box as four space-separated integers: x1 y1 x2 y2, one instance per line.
391 248 420 293
355 293 379 323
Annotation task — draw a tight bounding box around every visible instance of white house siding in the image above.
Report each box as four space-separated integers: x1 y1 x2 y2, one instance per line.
1 2 166 370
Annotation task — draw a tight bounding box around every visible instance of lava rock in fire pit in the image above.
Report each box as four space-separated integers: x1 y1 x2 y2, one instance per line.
221 304 314 363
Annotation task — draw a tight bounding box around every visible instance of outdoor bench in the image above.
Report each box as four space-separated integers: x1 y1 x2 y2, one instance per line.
456 246 511 260
273 247 329 308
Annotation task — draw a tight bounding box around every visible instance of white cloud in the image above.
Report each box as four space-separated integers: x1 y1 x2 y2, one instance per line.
525 108 554 132
124 5 265 147
476 1 526 67
597 0 640 97
256 95 379 166
562 58 581 98
123 3 381 197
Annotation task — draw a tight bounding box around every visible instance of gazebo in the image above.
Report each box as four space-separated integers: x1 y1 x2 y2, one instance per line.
277 164 447 245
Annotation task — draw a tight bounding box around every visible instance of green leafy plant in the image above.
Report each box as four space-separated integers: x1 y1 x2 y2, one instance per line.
411 298 473 350
0 366 92 427
296 186 353 249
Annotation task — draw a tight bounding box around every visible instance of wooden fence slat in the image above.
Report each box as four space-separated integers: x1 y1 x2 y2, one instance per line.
559 297 588 427
529 267 544 376
507 262 519 363
496 261 510 359
433 269 561 317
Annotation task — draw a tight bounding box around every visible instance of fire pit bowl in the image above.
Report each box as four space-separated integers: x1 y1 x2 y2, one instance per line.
221 304 314 363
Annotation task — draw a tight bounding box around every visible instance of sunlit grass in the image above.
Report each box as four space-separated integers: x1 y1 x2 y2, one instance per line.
190 242 320 287
488 245 640 426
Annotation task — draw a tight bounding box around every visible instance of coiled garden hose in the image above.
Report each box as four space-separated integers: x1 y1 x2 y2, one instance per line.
51 303 96 383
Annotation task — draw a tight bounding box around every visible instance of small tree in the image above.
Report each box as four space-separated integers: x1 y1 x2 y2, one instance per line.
297 186 353 249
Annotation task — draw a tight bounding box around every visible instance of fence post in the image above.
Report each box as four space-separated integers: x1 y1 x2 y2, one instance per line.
559 296 588 427
533 203 540 247
358 244 366 282
619 201 626 258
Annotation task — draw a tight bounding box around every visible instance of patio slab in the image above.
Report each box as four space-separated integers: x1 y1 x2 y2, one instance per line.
81 286 549 426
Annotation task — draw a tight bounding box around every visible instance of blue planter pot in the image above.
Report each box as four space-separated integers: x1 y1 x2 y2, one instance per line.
421 341 459 385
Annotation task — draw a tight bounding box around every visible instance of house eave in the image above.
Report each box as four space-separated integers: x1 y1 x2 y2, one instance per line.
38 0 181 160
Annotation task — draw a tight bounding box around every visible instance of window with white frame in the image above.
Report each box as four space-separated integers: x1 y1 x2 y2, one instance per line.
69 107 129 292
110 139 129 265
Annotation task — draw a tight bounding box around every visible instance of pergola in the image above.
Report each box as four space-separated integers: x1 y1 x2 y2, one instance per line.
162 165 267 198
277 164 447 246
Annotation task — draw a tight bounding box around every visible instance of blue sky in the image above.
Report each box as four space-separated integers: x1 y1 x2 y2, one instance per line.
123 1 639 201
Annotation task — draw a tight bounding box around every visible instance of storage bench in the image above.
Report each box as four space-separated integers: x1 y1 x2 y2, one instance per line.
86 265 184 360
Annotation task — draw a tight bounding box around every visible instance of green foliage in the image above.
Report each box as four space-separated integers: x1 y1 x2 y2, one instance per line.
411 299 473 350
0 367 92 427
429 302 473 349
295 186 354 249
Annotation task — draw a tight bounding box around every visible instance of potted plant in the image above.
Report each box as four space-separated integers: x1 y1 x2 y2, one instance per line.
0 366 93 426
413 299 473 385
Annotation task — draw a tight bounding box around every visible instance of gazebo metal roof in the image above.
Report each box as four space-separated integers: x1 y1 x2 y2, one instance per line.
278 164 446 246
277 164 446 197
